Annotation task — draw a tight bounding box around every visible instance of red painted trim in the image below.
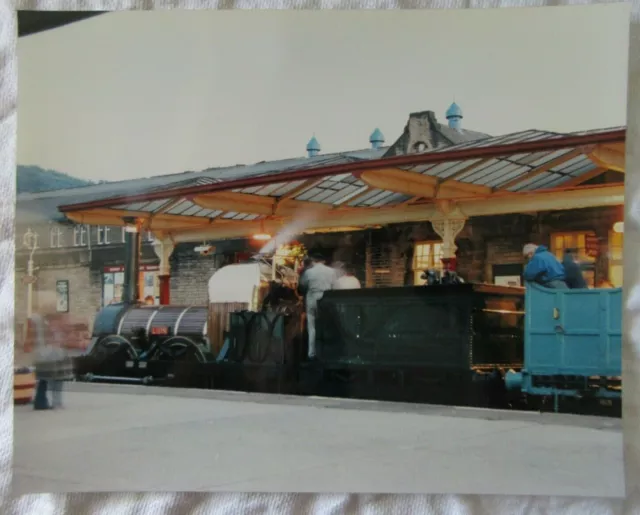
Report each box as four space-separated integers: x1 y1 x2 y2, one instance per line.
58 129 626 213
14 383 36 390
159 274 170 305
441 257 457 272
104 264 160 273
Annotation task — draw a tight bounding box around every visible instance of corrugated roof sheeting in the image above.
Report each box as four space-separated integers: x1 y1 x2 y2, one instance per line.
427 129 562 153
572 126 626 135
401 139 602 194
60 127 623 221
162 199 223 218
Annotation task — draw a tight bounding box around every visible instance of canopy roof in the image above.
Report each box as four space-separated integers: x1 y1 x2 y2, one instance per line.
58 127 626 243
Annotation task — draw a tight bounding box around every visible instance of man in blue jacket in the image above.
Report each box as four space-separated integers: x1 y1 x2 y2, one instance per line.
522 243 568 289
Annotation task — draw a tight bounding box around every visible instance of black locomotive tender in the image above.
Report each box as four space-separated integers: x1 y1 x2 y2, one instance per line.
75 267 525 409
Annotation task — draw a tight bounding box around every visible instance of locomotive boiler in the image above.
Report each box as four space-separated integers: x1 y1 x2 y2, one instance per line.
76 258 301 387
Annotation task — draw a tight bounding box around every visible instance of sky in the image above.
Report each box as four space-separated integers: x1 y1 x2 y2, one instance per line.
17 6 630 182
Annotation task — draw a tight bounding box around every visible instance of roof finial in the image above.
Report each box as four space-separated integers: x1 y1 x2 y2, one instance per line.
369 128 385 150
445 102 463 131
306 135 321 158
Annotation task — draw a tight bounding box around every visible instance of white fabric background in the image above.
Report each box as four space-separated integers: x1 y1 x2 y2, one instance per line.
3 2 640 514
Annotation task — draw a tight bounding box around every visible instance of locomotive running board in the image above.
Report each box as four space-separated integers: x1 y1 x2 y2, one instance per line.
79 373 175 385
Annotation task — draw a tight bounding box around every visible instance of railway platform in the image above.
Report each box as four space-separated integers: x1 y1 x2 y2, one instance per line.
13 383 624 498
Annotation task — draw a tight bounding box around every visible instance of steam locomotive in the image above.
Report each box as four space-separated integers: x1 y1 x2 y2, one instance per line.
73 258 622 416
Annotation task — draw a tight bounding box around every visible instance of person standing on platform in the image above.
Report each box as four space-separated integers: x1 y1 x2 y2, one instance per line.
298 252 336 360
562 248 588 289
332 263 362 290
522 243 568 289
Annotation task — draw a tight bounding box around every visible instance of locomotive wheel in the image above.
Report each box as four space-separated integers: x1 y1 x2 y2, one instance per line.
154 336 207 363
90 335 138 361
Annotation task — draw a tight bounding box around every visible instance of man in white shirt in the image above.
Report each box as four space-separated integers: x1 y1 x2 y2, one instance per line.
332 263 362 290
298 253 336 360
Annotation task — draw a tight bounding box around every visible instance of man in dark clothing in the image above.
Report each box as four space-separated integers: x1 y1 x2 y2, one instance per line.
522 243 568 289
562 248 588 289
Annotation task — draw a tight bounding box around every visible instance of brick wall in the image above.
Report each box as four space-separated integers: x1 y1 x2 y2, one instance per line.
169 249 221 305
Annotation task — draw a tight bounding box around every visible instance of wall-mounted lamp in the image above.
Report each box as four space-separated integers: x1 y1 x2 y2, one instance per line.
613 221 624 234
252 220 271 241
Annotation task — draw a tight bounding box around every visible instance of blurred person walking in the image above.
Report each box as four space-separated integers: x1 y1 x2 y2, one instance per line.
25 291 74 410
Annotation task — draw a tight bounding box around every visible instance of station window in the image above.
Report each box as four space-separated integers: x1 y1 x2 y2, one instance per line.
97 226 111 245
73 225 87 247
549 231 596 287
102 271 125 306
120 227 154 243
102 268 160 306
412 241 443 285
49 226 64 248
608 229 623 288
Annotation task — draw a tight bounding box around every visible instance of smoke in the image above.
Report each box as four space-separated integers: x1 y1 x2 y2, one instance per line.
258 210 319 254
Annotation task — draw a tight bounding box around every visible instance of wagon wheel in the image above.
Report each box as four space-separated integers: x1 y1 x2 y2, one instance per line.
90 335 138 361
246 313 277 364
154 336 207 363
231 311 253 363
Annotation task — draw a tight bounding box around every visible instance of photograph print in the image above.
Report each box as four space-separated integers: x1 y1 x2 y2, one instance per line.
13 6 629 497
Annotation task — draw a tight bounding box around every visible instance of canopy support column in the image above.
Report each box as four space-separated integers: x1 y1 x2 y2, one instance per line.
122 217 141 304
153 239 175 305
431 216 466 271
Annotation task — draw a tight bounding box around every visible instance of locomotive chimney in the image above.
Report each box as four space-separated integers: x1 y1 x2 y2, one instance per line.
122 217 141 304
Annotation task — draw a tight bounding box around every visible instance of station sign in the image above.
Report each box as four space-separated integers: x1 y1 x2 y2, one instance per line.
21 275 37 285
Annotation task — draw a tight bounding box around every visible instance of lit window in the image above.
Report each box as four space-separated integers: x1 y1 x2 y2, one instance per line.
73 225 87 247
608 230 623 288
97 226 111 245
412 241 443 285
49 226 63 248
550 231 596 287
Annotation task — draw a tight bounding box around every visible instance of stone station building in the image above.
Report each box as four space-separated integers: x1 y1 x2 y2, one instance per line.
15 105 625 349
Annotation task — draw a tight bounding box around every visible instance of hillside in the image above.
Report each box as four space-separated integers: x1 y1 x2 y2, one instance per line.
17 165 95 194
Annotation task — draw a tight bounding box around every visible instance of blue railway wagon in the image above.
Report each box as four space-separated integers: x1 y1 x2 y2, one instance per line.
505 283 622 411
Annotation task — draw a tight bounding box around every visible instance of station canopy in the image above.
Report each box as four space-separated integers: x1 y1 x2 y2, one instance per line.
58 127 626 244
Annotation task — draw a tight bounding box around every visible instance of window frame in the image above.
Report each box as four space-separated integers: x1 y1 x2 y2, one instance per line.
549 230 596 287
72 225 87 247
49 225 63 248
97 226 111 246
608 229 624 288
412 240 444 285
